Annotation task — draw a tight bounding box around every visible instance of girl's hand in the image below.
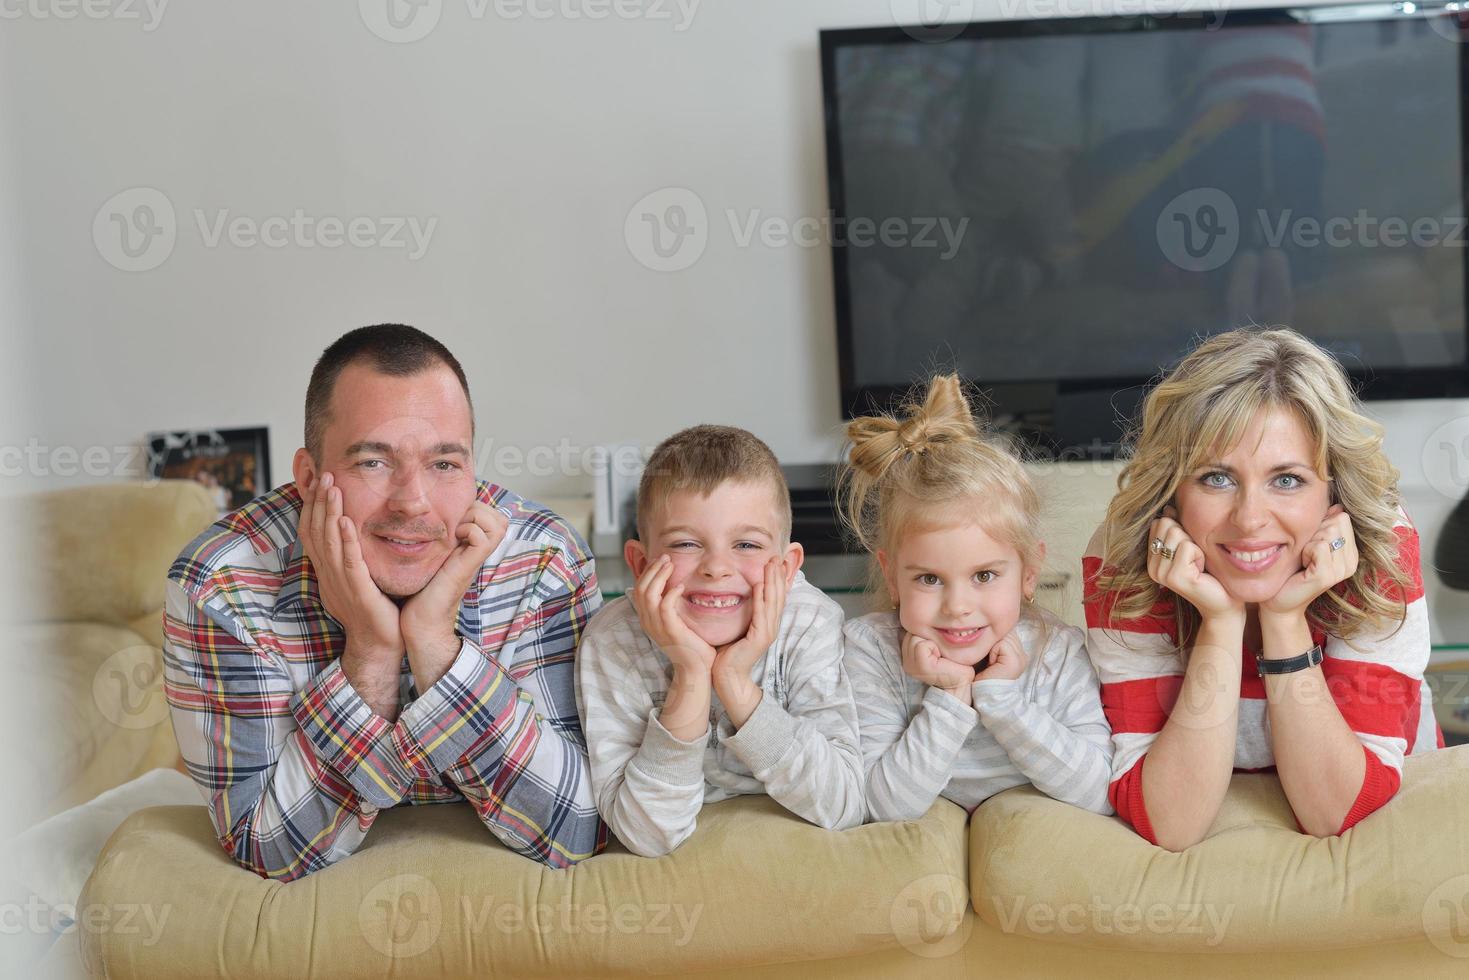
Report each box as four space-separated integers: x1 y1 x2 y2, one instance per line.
974 630 1028 683
900 631 975 706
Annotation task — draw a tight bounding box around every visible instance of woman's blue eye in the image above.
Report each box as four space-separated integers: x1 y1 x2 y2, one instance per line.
1201 471 1233 489
917 573 940 587
1274 473 1304 489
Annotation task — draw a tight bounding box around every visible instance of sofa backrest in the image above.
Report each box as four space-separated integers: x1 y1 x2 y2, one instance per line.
17 480 220 627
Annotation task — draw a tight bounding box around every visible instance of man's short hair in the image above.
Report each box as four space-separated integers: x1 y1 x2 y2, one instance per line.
304 324 473 460
636 425 791 541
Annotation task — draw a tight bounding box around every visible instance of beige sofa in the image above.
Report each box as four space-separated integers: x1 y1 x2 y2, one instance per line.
17 480 218 820
38 477 1469 976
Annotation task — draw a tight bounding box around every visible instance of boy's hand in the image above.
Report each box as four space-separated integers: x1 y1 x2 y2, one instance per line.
297 473 403 719
713 557 790 728
629 554 718 677
400 501 507 691
974 630 1028 684
900 632 975 707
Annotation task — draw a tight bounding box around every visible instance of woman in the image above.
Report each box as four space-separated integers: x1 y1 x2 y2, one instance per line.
1084 327 1440 851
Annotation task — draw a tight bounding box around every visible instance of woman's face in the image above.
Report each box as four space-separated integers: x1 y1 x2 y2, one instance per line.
1172 407 1333 605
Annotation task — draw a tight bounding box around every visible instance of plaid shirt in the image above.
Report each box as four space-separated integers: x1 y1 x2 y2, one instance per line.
163 480 608 880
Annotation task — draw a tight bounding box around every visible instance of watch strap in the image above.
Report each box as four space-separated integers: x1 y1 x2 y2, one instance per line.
1256 644 1324 675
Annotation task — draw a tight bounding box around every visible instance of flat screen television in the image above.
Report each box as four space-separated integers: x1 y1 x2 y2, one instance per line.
820 3 1469 454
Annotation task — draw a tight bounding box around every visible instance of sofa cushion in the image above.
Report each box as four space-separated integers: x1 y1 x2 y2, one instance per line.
80 795 969 979
969 744 1469 953
21 621 174 819
18 479 217 627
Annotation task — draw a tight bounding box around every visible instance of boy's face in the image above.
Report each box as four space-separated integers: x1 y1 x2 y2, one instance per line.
879 521 1039 668
625 480 804 648
292 362 479 598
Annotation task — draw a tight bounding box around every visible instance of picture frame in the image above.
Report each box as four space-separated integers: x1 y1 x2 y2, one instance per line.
145 426 271 514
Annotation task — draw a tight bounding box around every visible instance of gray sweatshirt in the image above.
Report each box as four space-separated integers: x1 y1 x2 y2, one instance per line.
844 607 1114 822
575 571 865 856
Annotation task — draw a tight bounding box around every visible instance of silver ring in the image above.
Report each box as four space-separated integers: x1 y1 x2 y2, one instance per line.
1329 537 1346 552
1150 538 1175 561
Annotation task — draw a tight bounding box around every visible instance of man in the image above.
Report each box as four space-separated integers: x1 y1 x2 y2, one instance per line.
163 324 607 880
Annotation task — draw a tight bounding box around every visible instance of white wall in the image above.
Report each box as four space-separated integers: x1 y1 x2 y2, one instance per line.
6 0 1469 645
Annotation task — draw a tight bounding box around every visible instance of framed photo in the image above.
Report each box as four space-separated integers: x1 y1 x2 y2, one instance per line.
146 427 271 514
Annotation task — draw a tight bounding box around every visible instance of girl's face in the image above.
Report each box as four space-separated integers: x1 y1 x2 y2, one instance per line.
879 520 1039 667
1172 407 1334 606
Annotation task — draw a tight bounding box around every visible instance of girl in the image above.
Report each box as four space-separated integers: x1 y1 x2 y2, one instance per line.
838 374 1113 821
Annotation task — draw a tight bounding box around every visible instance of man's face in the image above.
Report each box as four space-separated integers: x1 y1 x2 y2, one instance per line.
625 480 802 648
294 362 478 598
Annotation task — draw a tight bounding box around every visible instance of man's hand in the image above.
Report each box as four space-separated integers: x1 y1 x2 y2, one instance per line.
628 554 717 741
400 501 508 692
1147 506 1244 625
298 473 404 719
900 631 976 707
1262 505 1358 620
974 629 1027 684
712 557 790 729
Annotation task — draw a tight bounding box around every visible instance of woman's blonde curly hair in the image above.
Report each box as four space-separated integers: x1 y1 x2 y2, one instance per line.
836 374 1044 612
1092 327 1412 647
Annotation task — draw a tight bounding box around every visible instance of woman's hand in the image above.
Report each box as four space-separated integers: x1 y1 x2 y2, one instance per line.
1262 505 1358 619
1147 507 1243 623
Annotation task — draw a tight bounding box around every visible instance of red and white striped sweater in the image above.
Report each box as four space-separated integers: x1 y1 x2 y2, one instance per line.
1083 520 1441 844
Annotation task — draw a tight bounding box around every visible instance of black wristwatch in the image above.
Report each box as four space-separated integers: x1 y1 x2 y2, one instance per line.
1256 644 1324 676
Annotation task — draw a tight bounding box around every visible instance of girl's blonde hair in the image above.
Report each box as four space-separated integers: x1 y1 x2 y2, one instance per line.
1093 327 1411 646
837 374 1045 611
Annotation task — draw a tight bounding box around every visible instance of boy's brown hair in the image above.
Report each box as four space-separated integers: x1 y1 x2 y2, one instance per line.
636 425 792 541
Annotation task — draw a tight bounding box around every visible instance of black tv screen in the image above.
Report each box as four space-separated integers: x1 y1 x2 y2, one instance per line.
821 4 1469 446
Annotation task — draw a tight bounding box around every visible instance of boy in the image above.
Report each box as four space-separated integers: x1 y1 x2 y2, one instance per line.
575 425 864 856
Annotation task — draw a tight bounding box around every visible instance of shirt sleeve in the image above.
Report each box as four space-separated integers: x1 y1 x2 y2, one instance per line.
720 597 866 831
1082 552 1184 844
164 579 398 881
844 617 976 823
432 551 609 867
574 609 708 858
971 620 1115 815
1323 521 1431 833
